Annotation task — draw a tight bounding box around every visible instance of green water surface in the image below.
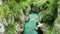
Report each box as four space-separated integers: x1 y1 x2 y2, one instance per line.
23 13 39 34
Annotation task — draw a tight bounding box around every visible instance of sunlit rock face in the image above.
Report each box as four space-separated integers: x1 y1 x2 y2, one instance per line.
15 24 23 34
0 0 2 5
39 12 43 22
25 16 30 22
20 9 26 29
11 15 15 22
24 6 31 22
36 22 48 34
3 18 8 26
51 24 60 34
0 23 5 34
8 14 15 23
0 15 8 26
20 9 25 23
25 6 31 16
0 15 7 34
58 5 60 18
0 15 2 22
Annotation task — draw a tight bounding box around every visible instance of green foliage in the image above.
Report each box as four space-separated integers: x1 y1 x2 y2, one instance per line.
3 5 10 18
41 0 58 26
0 6 3 14
54 18 60 24
46 30 52 34
6 22 16 34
